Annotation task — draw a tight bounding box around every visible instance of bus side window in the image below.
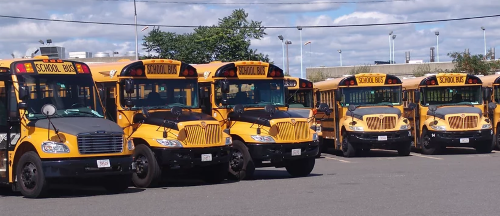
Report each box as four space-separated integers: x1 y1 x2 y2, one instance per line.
103 85 117 122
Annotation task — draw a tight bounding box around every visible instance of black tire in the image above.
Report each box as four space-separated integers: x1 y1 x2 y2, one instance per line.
285 157 315 177
103 174 132 194
475 140 494 154
132 144 162 188
421 129 441 155
202 162 229 184
228 140 255 180
342 132 356 157
397 142 411 156
494 127 500 150
16 151 49 198
315 138 324 158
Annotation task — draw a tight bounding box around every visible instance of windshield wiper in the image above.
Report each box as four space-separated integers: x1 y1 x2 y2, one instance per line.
64 108 103 117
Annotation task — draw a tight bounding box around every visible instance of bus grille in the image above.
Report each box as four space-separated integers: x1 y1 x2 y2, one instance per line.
365 116 397 130
184 124 222 145
448 116 478 129
276 121 310 141
77 133 123 154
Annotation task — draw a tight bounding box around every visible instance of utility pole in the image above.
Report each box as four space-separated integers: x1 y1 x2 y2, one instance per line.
134 0 138 60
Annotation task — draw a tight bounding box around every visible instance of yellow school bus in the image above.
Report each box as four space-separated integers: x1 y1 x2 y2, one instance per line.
315 73 412 157
284 77 323 157
0 57 134 198
89 59 232 187
402 73 493 154
194 61 325 180
478 74 499 149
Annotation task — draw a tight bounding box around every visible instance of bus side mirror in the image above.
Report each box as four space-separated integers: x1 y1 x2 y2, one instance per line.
414 91 421 102
19 86 30 100
220 80 230 93
125 79 134 94
484 87 492 102
408 103 417 110
488 102 497 110
315 92 321 105
318 103 331 115
334 90 342 102
402 90 408 101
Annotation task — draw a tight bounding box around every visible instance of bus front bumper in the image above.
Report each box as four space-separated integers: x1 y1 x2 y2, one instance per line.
347 130 412 148
246 141 319 165
428 129 493 147
151 146 231 169
42 156 135 178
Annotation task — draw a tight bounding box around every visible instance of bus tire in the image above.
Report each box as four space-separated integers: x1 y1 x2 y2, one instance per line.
316 137 324 158
103 174 132 194
494 127 500 150
397 142 411 156
342 132 356 157
228 140 255 180
202 162 229 184
16 151 49 198
285 157 315 177
421 129 441 155
132 144 162 188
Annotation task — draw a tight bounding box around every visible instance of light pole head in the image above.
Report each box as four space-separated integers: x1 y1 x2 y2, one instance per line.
304 41 311 46
481 26 485 31
389 31 393 35
392 35 397 39
435 31 439 36
338 50 342 53
38 40 44 45
278 35 284 41
285 40 292 45
46 39 52 44
297 26 303 30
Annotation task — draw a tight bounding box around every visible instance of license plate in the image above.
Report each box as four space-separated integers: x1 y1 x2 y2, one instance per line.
201 154 212 162
378 136 388 141
460 138 469 143
291 148 301 156
97 159 111 168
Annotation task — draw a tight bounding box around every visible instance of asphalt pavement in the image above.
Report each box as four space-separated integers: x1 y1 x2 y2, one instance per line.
2 148 500 216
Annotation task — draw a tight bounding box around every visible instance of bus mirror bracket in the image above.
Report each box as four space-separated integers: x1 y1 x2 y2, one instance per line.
348 105 357 125
429 105 438 125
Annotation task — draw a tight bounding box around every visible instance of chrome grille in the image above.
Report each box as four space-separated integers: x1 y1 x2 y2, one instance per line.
276 121 310 141
184 124 223 145
365 116 397 130
77 133 123 154
448 116 478 129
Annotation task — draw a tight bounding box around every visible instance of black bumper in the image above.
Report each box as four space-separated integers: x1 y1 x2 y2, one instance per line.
151 146 231 169
246 141 319 164
428 129 493 147
347 130 412 148
42 156 135 178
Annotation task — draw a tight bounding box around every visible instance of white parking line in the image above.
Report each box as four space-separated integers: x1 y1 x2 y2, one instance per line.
323 156 352 163
411 153 443 160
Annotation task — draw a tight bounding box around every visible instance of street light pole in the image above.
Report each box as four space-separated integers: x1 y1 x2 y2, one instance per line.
481 26 487 58
278 35 285 71
298 26 303 79
285 40 292 76
304 41 311 68
435 31 439 62
338 49 342 66
392 35 396 64
134 0 138 60
389 31 393 63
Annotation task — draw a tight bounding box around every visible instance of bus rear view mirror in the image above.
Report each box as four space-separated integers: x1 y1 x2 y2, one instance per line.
488 102 497 110
348 104 357 112
483 87 492 102
318 103 331 115
428 105 437 112
125 79 134 94
19 86 30 100
220 80 230 93
334 90 342 102
414 91 421 102
402 90 408 101
408 103 417 110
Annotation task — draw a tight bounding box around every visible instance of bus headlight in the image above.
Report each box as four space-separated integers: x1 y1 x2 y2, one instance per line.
225 137 232 145
482 123 492 129
41 141 70 153
250 135 275 143
127 139 135 150
349 126 364 131
430 125 446 131
313 133 319 141
156 139 183 147
400 124 411 130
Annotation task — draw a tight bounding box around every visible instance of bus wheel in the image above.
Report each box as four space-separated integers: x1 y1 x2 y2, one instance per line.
495 128 500 150
315 138 324 158
397 142 411 156
285 157 315 177
103 174 132 194
341 132 356 157
421 129 440 155
16 151 49 198
132 144 161 188
228 140 255 180
202 162 229 184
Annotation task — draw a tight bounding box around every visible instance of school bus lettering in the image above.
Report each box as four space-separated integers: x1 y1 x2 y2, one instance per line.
357 76 384 84
237 66 265 75
62 64 76 73
34 62 76 74
438 76 464 84
36 64 61 73
146 64 177 75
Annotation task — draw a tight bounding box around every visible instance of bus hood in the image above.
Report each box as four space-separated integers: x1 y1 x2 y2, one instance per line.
286 109 311 118
136 111 216 131
228 109 305 127
427 107 482 119
346 107 401 120
28 117 123 135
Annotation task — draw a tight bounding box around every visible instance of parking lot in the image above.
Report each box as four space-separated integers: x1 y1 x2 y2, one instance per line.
2 148 500 216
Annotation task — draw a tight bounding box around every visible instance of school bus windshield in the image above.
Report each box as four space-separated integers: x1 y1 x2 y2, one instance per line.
288 89 313 108
17 74 103 120
422 86 482 106
341 86 402 107
122 79 198 110
216 79 285 107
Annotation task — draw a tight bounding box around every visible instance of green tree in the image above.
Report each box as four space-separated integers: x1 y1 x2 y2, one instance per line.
307 71 328 82
142 9 270 64
447 51 490 75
